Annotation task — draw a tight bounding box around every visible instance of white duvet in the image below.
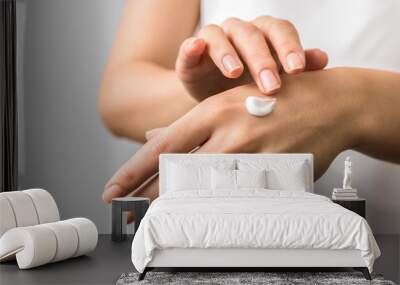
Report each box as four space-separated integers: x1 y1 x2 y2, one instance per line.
131 190 380 273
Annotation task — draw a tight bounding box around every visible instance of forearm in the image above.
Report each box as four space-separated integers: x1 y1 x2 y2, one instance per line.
351 68 400 162
98 61 197 142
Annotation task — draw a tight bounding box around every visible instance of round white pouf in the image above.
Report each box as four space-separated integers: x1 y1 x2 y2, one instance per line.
0 192 39 227
0 196 17 237
245 96 277 117
63 218 98 257
23 189 60 224
0 226 57 269
43 221 79 262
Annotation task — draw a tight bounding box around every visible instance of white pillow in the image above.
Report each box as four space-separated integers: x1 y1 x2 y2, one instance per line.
236 169 267 189
166 160 235 191
211 168 236 190
237 159 309 191
211 169 267 190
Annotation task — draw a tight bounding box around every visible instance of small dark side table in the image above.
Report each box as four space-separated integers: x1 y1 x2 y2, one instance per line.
332 198 366 218
112 197 150 242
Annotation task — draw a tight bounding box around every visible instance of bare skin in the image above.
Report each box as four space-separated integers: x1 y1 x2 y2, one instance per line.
98 0 327 142
99 1 400 207
102 67 400 203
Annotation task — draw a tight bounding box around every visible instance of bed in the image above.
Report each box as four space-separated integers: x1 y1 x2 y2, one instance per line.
131 154 380 281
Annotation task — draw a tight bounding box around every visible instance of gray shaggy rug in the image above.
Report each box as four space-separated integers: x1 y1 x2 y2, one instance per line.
116 271 396 285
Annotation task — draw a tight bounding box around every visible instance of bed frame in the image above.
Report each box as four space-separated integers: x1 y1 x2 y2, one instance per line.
139 154 372 281
140 248 371 280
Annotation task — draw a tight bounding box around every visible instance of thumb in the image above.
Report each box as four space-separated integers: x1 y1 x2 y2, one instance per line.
175 37 206 73
304 48 329 71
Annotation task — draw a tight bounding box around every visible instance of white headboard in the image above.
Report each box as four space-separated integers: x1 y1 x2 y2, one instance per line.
159 153 314 194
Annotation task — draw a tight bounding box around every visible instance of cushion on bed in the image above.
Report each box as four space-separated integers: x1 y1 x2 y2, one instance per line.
211 168 236 190
166 160 235 192
211 169 267 190
237 159 309 191
236 169 267 189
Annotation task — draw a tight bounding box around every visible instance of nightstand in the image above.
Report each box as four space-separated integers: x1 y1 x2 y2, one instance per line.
112 197 150 242
332 198 366 218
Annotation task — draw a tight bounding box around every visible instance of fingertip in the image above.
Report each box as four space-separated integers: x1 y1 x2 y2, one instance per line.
222 54 244 78
309 48 328 61
259 85 281 96
317 49 329 65
314 48 328 57
178 38 206 70
305 48 329 70
285 51 306 74
226 65 244 78
102 184 123 204
259 69 281 94
184 37 206 55
264 87 281 95
101 191 109 203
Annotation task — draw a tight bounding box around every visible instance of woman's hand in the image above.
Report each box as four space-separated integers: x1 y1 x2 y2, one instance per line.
103 67 371 202
176 16 329 101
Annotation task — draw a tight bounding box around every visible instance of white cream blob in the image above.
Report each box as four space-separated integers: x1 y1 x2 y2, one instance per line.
245 96 277 117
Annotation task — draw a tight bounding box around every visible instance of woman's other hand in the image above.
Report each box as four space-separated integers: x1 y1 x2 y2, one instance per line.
176 16 329 101
103 67 372 202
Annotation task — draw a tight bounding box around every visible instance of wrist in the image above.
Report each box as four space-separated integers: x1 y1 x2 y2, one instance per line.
325 67 368 151
349 68 400 157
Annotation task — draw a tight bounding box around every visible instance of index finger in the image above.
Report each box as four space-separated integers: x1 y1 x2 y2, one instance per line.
102 110 212 203
253 16 305 74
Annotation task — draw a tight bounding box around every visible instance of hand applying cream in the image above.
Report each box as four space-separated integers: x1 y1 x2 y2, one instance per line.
245 96 277 117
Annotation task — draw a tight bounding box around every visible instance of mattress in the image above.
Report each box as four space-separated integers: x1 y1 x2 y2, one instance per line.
131 190 380 273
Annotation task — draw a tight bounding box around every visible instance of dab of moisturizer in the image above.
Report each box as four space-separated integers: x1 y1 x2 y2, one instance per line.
245 96 277 117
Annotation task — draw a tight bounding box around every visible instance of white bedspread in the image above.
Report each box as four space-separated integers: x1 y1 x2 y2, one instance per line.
131 190 380 273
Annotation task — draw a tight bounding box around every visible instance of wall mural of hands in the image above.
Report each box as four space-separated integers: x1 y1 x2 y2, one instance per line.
101 3 400 209
103 67 380 203
175 16 328 101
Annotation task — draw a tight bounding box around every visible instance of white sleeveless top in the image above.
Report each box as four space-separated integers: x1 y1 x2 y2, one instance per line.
200 0 400 234
201 0 400 71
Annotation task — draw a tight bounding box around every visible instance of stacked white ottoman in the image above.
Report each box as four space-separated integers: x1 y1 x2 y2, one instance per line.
0 189 97 269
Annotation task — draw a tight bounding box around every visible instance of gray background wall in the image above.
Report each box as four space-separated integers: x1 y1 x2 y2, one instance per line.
17 0 399 234
17 0 136 234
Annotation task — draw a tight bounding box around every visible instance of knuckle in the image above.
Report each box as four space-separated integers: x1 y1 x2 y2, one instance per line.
200 24 223 35
221 131 255 153
223 18 260 38
222 17 242 29
279 41 297 53
148 137 170 159
201 93 236 119
253 15 274 25
272 18 295 31
245 23 262 38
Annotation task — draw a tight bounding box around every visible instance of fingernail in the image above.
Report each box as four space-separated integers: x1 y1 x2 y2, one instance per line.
286 52 305 71
102 184 122 203
222 54 241 75
259 69 281 93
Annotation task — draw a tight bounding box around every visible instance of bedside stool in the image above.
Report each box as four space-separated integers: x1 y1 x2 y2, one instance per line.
112 197 150 242
332 198 366 218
